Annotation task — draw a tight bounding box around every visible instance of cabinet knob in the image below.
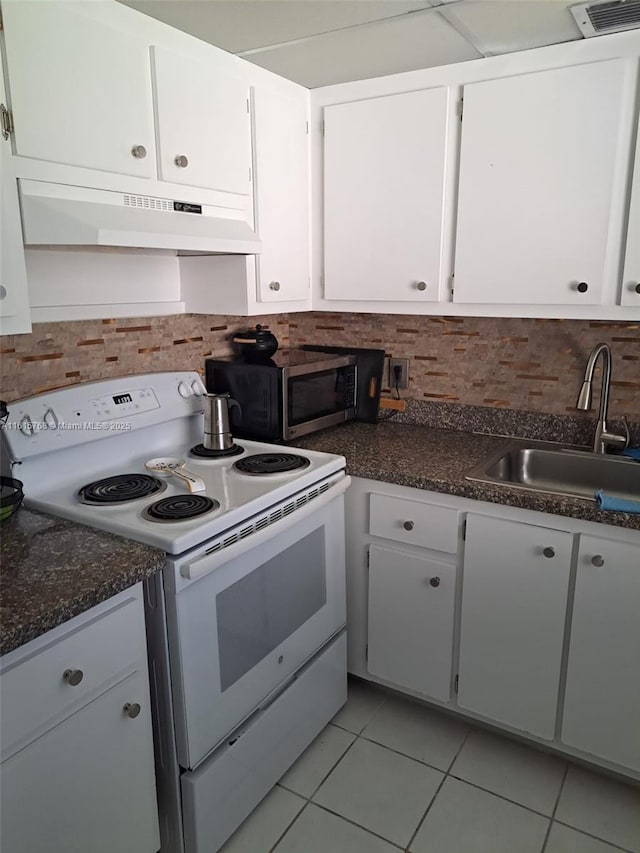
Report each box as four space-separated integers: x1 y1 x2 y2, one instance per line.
634 283 640 294
429 576 441 588
269 281 281 291
123 702 141 719
591 554 605 567
576 282 589 293
0 285 6 301
131 145 147 159
403 520 414 531
542 546 555 558
416 281 427 292
174 155 189 168
63 668 84 686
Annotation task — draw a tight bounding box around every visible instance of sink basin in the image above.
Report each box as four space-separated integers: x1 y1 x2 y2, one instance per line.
466 440 640 502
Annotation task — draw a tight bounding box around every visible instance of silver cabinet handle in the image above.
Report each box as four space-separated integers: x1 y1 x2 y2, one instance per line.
63 669 84 686
123 702 141 719
403 520 414 531
416 281 427 292
542 547 555 558
174 155 189 168
131 145 147 159
429 577 440 588
591 554 605 567
269 281 281 291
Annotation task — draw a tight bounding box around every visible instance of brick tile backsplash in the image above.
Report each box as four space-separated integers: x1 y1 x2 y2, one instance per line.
1 311 638 421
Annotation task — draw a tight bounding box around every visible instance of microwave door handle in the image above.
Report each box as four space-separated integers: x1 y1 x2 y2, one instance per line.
181 475 351 582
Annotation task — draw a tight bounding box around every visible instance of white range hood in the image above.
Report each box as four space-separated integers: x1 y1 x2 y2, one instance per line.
18 179 261 255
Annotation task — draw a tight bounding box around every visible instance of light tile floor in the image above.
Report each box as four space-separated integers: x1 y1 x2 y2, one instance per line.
221 678 640 853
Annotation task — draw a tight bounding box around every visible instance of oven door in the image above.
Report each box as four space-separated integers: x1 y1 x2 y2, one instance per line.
165 476 349 770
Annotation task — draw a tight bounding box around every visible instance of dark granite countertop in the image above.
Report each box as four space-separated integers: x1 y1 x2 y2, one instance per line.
293 421 640 532
0 508 165 656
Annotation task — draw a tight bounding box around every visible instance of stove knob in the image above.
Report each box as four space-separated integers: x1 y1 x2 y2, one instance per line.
191 380 204 397
19 415 34 436
43 408 59 430
177 381 192 399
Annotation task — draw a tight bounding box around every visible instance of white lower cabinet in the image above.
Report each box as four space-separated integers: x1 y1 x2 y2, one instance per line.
457 514 572 739
346 476 640 779
0 584 160 853
368 544 455 702
562 534 640 772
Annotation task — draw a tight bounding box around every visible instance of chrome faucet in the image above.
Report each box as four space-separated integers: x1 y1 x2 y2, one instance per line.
576 342 629 454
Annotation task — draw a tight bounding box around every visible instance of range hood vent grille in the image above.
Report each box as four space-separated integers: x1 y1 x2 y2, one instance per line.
571 0 640 36
123 194 173 212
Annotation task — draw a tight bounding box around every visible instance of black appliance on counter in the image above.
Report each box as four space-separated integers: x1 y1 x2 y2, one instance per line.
300 345 385 424
205 350 357 441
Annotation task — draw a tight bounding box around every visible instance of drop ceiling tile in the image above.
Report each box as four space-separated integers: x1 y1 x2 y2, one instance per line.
440 1 582 56
240 11 481 87
120 0 435 53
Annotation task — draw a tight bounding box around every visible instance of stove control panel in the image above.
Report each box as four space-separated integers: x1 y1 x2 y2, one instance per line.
90 387 160 420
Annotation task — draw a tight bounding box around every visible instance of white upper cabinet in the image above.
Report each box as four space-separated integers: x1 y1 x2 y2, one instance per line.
453 60 626 306
323 88 449 302
152 47 251 196
0 60 30 335
253 85 310 302
621 124 640 306
1 0 156 178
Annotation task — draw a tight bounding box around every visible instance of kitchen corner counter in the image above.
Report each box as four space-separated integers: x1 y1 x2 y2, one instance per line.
0 508 165 656
292 421 640 532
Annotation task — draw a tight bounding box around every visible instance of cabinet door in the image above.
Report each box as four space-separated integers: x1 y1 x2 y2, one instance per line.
0 672 159 853
453 61 625 305
621 128 640 306
152 46 251 196
368 543 455 702
253 86 310 302
0 62 30 335
1 1 155 177
324 88 449 302
562 535 640 771
458 514 572 738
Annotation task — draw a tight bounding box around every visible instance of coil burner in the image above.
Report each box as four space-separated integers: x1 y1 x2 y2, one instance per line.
78 474 165 505
144 494 219 522
233 453 311 476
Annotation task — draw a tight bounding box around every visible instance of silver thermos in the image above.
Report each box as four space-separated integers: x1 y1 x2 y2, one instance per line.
203 393 241 451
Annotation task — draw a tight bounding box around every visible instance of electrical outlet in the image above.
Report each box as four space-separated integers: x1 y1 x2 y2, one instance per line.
389 357 409 390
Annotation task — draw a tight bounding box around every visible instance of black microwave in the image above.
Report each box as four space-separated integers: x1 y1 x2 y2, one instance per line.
205 350 357 441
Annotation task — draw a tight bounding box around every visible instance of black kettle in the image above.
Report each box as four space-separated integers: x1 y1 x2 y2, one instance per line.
231 325 278 360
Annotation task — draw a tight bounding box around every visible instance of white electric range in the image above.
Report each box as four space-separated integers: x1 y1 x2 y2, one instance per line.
2 372 349 853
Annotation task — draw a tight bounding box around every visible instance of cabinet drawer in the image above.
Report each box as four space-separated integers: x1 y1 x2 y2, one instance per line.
369 493 458 553
1 592 146 758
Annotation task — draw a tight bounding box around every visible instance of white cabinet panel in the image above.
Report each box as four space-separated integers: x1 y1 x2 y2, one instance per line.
0 62 30 334
454 60 625 305
458 514 572 738
253 86 310 302
621 127 640 306
368 543 455 701
324 88 449 301
562 535 640 772
152 46 251 196
0 672 159 853
2 0 155 178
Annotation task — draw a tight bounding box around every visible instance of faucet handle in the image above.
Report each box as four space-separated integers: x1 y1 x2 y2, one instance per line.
620 415 630 449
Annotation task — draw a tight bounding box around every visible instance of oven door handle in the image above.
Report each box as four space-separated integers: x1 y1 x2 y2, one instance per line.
181 475 351 582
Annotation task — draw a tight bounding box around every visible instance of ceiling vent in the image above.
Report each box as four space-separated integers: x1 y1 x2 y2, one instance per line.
571 0 640 37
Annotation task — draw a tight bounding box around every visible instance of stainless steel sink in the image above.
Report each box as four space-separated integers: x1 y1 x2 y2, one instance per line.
466 440 640 502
